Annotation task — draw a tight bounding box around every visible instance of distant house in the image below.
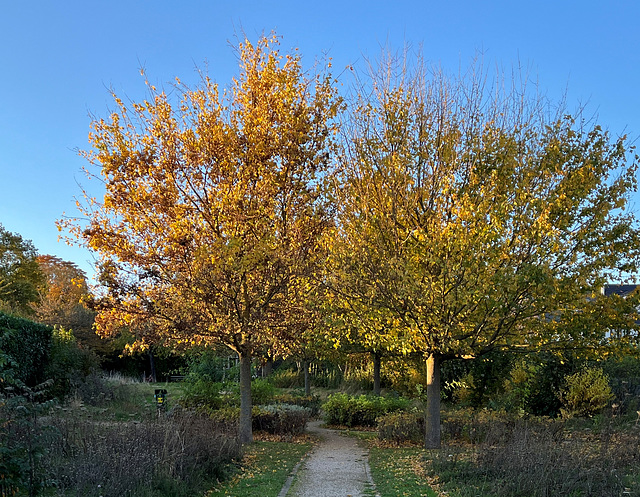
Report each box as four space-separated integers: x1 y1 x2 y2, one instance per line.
602 284 639 297
601 284 640 337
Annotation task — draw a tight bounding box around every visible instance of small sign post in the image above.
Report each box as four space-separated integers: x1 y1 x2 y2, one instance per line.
154 389 167 414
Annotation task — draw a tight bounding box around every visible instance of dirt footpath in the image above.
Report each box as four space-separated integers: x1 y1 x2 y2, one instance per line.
282 420 379 497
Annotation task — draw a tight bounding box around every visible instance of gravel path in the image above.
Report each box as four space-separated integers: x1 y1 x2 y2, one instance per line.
282 420 379 497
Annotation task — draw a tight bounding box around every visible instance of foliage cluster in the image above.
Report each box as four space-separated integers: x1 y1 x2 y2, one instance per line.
603 356 640 415
323 393 409 427
0 311 52 387
269 367 303 388
272 392 321 416
180 376 277 411
184 349 239 383
45 327 100 400
377 411 424 444
559 367 615 418
0 224 45 317
0 377 57 497
442 352 623 420
253 404 312 436
208 403 312 437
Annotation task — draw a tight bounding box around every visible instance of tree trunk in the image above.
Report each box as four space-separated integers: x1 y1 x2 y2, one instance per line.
148 349 157 383
239 352 253 444
304 360 311 396
373 352 381 396
262 357 273 377
425 354 441 449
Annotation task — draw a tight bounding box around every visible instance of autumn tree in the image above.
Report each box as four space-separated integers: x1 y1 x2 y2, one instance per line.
331 55 640 448
0 224 45 317
34 255 94 336
62 35 340 443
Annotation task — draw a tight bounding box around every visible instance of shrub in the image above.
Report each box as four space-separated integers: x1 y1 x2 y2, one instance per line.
377 411 424 444
270 368 302 388
207 404 311 436
0 377 57 496
560 367 615 418
45 327 100 400
180 380 223 410
323 393 409 427
253 404 311 435
251 377 276 404
273 392 321 416
0 311 52 387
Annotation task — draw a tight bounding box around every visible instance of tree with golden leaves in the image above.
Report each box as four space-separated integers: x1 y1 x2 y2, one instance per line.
34 255 94 336
331 55 640 448
62 35 340 443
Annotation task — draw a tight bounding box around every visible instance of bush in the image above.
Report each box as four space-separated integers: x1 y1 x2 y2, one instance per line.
0 377 57 496
560 367 615 418
377 411 424 444
323 393 409 427
253 404 311 435
270 368 302 388
207 404 311 436
45 327 100 400
251 377 276 404
185 349 235 383
0 311 52 387
273 392 321 416
180 380 223 410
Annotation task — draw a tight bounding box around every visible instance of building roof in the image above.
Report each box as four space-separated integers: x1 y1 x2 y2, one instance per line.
603 284 639 297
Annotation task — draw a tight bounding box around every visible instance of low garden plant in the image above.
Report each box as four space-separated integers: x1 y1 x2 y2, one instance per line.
323 392 409 427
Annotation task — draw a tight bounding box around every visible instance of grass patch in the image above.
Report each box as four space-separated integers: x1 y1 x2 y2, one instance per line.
346 430 438 497
207 440 311 497
368 445 438 497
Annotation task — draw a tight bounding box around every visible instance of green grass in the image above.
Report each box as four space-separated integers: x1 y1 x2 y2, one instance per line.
367 445 438 497
343 430 438 497
206 440 311 497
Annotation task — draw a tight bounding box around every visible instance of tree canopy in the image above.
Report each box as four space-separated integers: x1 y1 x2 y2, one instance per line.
34 255 94 339
329 57 640 447
0 224 45 317
62 34 341 443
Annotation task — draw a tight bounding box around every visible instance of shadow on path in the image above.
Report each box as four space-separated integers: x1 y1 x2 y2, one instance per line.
280 420 379 497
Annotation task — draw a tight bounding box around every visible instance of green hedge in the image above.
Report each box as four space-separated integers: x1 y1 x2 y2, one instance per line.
323 393 409 427
0 311 52 387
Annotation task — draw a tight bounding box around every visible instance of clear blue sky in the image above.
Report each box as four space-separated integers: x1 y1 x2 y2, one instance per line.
1 0 639 281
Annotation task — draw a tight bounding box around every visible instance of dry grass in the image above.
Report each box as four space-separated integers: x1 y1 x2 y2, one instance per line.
428 412 640 497
45 407 241 496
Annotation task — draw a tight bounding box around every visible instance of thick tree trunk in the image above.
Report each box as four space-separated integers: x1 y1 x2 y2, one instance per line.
425 354 441 449
304 360 311 396
373 352 381 396
239 352 253 444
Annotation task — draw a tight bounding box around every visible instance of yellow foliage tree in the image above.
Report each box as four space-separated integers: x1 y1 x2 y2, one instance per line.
34 255 94 338
331 55 640 448
62 34 341 443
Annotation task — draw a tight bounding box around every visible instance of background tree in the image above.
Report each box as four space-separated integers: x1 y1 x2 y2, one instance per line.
62 34 341 443
0 224 45 317
34 255 95 340
333 54 640 448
